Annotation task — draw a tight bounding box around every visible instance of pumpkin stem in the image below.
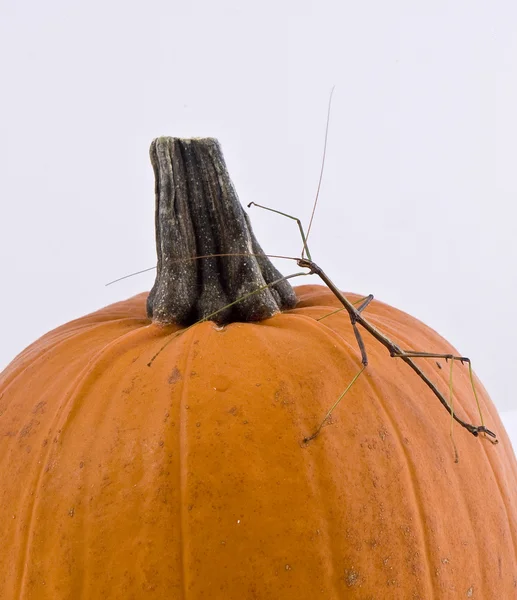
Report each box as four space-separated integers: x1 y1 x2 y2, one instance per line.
146 137 297 326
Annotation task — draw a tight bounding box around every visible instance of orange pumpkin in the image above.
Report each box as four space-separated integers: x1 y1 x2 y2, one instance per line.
1 138 516 599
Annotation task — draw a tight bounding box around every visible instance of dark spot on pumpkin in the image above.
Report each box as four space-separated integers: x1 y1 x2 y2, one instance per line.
19 420 36 438
32 401 46 415
121 376 139 395
344 568 360 587
168 367 182 384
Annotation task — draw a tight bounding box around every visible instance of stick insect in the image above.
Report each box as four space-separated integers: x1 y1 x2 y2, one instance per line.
108 93 498 462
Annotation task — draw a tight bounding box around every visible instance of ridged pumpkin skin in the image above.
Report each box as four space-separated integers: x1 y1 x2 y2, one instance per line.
1 284 516 599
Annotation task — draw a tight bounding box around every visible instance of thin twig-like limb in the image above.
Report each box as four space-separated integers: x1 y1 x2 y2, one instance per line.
147 271 309 367
390 350 496 444
390 351 468 362
249 202 496 441
448 358 459 463
304 85 335 257
466 362 496 444
297 257 497 440
248 199 371 364
304 365 367 443
351 319 368 366
247 202 312 261
349 294 375 364
346 294 373 366
356 294 374 313
250 198 370 364
317 294 373 322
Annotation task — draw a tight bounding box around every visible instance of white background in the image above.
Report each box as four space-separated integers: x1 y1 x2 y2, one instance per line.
1 1 516 447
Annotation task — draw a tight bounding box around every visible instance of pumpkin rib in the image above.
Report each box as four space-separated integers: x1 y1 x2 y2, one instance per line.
361 306 482 430
13 336 120 598
365 307 517 553
295 286 517 593
78 325 182 598
372 324 490 592
388 311 517 587
470 417 517 563
14 464 43 599
0 317 148 413
300 447 341 598
273 310 437 593
15 322 174 598
366 354 444 599
485 453 517 565
284 311 364 370
265 312 365 433
253 317 356 598
57 326 163 446
359 304 517 592
196 315 369 594
273 318 355 597
12 324 152 598
357 356 438 598
377 309 516 478
176 324 209 600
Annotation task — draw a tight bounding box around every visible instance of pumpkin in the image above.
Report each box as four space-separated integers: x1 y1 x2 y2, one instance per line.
1 138 516 599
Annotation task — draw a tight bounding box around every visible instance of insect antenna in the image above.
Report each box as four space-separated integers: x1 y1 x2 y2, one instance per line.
105 253 302 287
303 85 335 257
